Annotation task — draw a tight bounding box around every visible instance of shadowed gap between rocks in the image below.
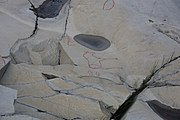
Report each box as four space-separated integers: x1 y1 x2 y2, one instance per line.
110 55 180 120
147 100 180 120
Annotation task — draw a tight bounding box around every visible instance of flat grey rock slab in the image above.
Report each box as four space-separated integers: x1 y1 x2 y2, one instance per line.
0 115 40 120
0 85 17 115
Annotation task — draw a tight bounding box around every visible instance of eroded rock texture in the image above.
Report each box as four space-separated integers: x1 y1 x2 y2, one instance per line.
0 0 180 120
11 39 60 65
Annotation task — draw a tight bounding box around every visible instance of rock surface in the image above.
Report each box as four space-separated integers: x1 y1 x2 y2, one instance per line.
0 0 180 120
1 63 129 119
11 39 60 65
0 115 40 120
0 85 17 115
0 57 10 80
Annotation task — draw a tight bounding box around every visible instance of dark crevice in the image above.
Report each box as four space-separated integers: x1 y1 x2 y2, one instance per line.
22 0 70 40
15 101 68 120
59 0 71 40
37 109 46 113
28 0 39 40
148 19 154 23
58 48 61 65
42 73 59 79
58 0 71 64
0 61 10 80
0 113 16 117
110 82 147 119
153 24 180 45
147 100 180 120
28 14 39 39
110 55 180 120
20 0 39 40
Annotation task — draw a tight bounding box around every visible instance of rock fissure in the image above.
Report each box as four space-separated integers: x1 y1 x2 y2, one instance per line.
59 0 71 41
111 55 180 120
16 101 68 120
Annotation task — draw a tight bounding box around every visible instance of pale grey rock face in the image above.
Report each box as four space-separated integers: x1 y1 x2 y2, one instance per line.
0 63 129 120
11 39 60 65
0 115 40 120
153 23 180 44
0 85 17 115
12 43 32 64
31 39 60 65
124 101 164 120
0 0 180 120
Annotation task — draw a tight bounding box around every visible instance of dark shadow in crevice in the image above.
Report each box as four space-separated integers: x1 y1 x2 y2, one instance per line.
42 73 59 79
147 100 180 120
19 0 39 40
0 61 10 80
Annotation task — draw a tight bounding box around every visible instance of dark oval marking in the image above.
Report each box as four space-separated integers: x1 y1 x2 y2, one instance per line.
147 100 180 120
30 0 68 19
73 34 111 51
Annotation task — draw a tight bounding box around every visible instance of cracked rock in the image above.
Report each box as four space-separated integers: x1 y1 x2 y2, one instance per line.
30 0 69 19
1 63 129 119
11 39 60 65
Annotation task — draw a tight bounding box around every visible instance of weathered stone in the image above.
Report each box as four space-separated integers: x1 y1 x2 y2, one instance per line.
69 0 180 75
0 0 180 119
12 42 32 64
11 39 60 65
31 39 60 65
0 85 17 115
0 115 40 120
1 63 129 119
153 24 180 44
126 75 146 89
